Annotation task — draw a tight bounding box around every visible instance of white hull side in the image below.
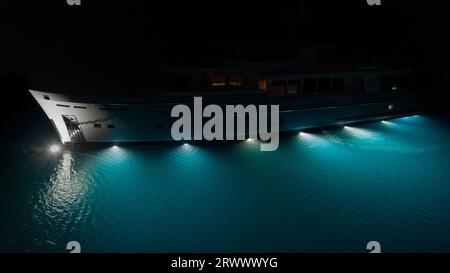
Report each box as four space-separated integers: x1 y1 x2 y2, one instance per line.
29 90 419 144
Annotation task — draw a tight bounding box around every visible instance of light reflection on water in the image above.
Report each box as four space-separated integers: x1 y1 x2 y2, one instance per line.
1 114 450 252
30 152 94 249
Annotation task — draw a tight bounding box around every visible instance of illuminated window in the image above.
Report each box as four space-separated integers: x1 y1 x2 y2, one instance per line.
211 74 226 87
388 104 394 111
228 74 242 87
258 80 267 90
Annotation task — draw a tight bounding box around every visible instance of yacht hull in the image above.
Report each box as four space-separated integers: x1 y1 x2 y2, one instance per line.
29 90 419 144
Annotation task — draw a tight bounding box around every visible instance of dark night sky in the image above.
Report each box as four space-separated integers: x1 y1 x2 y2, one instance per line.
0 1 449 111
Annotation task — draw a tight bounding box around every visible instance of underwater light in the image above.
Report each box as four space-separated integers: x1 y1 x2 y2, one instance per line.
49 145 60 153
246 138 255 142
181 143 193 151
112 145 119 149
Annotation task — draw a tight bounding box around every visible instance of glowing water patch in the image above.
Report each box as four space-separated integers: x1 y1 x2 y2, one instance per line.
398 114 421 121
331 122 429 153
92 144 130 164
181 143 194 152
381 120 395 126
343 126 376 139
298 131 330 148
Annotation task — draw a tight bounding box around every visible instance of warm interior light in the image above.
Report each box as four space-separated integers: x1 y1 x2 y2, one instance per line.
228 74 242 87
388 104 394 111
258 80 267 90
211 74 226 87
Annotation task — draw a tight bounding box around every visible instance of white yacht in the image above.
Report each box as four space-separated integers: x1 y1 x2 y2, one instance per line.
30 61 418 145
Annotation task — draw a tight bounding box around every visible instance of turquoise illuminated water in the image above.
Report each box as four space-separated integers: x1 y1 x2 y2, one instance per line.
1 114 450 252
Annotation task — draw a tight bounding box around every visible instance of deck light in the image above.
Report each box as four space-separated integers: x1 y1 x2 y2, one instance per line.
49 145 61 153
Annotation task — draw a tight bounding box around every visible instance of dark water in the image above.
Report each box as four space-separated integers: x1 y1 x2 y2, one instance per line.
1 114 450 253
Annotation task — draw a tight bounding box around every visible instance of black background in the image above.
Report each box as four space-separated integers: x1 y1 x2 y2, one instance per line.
2 0 449 145
0 0 449 262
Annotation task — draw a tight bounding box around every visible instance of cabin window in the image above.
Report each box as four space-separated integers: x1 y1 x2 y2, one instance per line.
94 123 102 128
43 95 50 100
74 106 87 109
271 80 286 96
56 104 70 108
287 80 298 95
345 77 364 92
228 74 243 87
258 80 267 90
332 77 344 92
318 78 332 93
303 79 316 93
199 73 209 89
107 124 116 129
297 80 303 93
211 74 226 87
